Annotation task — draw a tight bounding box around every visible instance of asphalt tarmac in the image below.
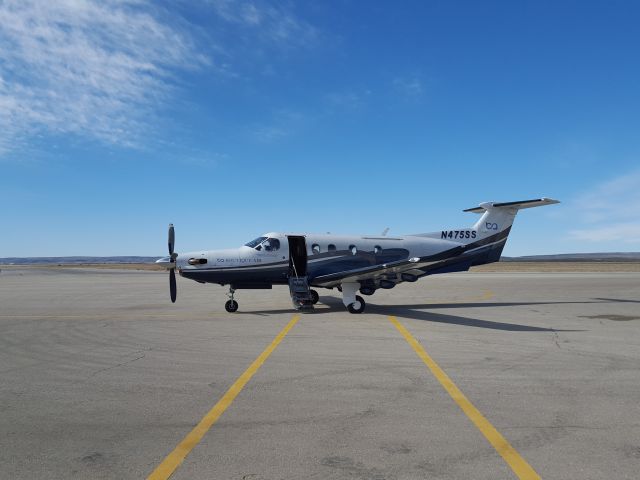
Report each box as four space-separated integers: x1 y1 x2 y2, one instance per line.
1 268 639 479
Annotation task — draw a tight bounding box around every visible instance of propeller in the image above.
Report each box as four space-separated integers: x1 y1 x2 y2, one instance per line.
168 223 177 303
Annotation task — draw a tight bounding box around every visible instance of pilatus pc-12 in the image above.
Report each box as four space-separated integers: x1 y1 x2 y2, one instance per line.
156 198 559 313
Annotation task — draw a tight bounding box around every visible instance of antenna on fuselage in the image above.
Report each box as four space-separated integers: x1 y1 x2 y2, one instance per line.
381 227 390 236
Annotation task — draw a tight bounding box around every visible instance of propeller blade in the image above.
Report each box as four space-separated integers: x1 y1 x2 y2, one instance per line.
169 268 177 303
168 223 175 256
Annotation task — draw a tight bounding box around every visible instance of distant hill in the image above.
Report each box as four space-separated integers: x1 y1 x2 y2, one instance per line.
502 252 640 262
0 256 158 265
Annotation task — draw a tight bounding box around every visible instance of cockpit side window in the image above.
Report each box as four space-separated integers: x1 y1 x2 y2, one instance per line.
245 236 267 248
263 238 280 251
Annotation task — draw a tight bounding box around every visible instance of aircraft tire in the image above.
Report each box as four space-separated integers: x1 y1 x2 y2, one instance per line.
347 295 365 314
309 289 319 304
225 300 239 312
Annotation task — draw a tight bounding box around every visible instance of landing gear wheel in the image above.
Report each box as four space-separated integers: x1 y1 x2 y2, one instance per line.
309 289 319 304
225 299 239 312
347 295 365 314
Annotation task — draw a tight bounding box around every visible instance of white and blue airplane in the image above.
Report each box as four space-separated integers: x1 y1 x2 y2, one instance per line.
156 198 559 313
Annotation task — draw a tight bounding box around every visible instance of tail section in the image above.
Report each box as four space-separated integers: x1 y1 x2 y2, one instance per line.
463 197 559 264
465 197 559 239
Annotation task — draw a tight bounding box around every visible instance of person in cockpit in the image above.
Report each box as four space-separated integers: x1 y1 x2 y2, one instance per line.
263 238 280 252
245 236 280 252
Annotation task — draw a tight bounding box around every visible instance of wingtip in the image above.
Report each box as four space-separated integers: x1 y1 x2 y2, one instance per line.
463 207 485 213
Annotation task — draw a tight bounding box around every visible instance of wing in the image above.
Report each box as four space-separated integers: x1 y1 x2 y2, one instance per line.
311 246 465 288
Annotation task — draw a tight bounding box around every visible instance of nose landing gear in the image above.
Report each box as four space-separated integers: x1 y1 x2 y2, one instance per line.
225 287 239 312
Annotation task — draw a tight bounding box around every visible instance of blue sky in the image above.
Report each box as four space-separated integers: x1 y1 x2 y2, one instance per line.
1 0 639 257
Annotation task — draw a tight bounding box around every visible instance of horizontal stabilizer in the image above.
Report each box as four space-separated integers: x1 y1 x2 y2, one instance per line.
463 197 559 213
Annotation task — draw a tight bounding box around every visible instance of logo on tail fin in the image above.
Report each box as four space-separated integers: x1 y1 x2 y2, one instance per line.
485 222 498 230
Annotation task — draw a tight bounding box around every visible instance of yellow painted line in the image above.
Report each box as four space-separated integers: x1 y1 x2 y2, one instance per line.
147 314 300 480
388 315 540 480
482 290 494 300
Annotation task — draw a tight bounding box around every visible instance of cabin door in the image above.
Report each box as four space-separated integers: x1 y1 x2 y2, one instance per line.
287 236 307 277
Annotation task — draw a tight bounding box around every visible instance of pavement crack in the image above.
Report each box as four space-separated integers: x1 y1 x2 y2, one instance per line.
551 328 561 349
80 348 150 382
506 424 618 431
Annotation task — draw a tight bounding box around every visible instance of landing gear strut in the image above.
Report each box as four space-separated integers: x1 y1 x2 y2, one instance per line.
225 287 238 312
341 282 366 314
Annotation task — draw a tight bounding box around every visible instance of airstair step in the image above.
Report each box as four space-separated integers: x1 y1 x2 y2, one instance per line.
288 276 314 312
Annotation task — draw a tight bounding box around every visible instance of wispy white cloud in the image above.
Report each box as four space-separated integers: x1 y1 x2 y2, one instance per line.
208 0 318 48
324 90 371 112
250 109 306 143
252 125 290 143
545 140 599 169
0 1 323 157
393 75 424 98
179 152 229 169
0 0 210 156
569 223 640 243
567 169 640 244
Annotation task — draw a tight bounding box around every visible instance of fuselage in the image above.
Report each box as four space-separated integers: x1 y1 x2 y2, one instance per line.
157 231 476 288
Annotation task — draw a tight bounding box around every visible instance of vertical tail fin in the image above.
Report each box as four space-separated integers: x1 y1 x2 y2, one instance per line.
464 198 559 263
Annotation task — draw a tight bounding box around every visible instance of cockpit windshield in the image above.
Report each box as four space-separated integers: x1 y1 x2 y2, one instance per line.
244 236 281 251
244 236 267 248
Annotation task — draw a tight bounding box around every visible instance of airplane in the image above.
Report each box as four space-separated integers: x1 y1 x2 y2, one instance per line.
156 198 559 314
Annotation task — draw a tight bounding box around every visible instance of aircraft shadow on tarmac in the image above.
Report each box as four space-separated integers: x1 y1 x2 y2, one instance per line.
592 297 640 304
242 296 640 332
365 304 582 332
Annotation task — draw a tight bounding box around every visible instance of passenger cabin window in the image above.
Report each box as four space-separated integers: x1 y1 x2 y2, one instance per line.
349 245 357 255
328 244 336 251
312 244 321 254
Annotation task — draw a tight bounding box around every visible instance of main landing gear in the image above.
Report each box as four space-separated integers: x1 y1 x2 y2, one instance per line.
347 295 365 314
341 282 366 314
225 287 239 312
309 289 319 305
